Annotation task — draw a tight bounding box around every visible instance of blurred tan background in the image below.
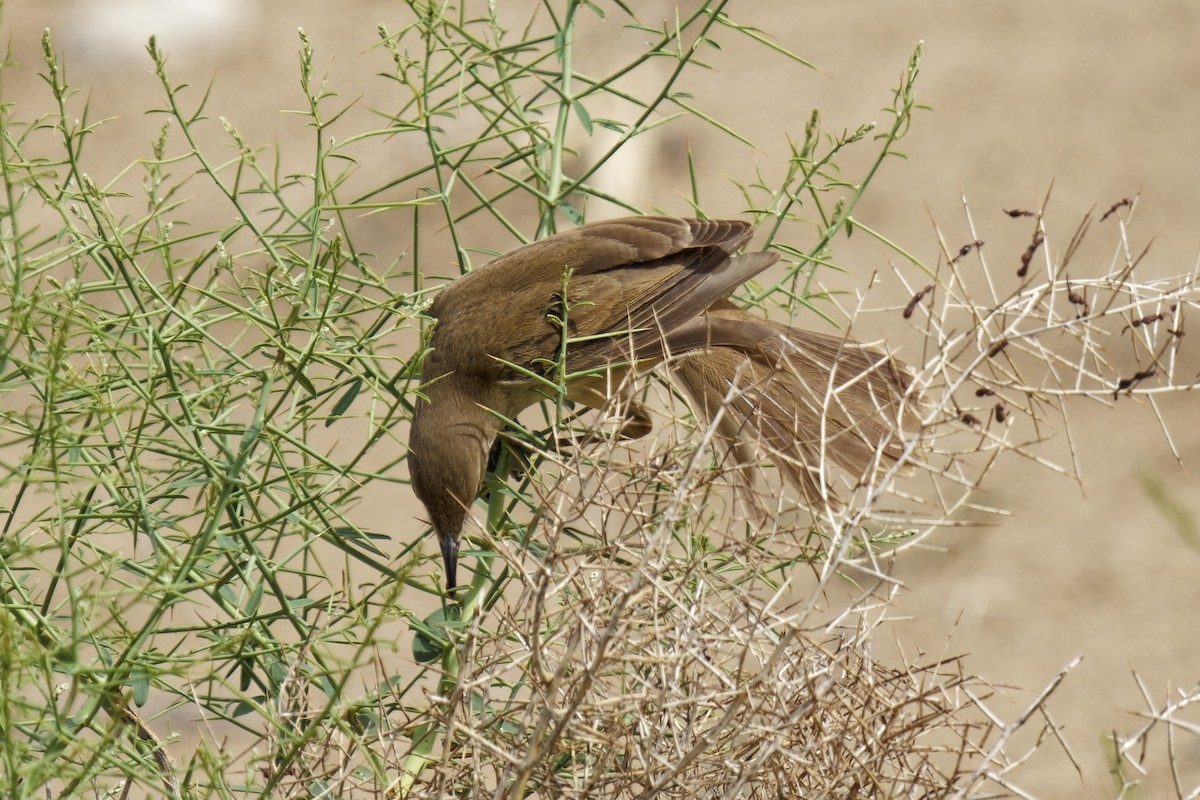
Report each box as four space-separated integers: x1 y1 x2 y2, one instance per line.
3 1 1198 795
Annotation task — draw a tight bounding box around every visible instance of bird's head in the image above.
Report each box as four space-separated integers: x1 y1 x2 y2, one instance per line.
408 377 500 590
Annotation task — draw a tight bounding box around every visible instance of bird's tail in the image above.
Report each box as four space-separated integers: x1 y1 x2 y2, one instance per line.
670 319 921 509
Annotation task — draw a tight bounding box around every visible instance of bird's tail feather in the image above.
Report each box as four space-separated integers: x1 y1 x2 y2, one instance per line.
670 323 920 509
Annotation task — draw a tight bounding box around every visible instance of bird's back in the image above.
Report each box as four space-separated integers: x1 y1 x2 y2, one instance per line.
423 217 777 382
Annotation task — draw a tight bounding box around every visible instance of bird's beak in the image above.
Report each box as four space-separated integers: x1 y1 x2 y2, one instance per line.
439 530 460 592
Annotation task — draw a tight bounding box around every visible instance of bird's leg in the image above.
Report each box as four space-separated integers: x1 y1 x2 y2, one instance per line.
486 431 535 482
615 401 654 439
555 402 652 449
555 378 653 449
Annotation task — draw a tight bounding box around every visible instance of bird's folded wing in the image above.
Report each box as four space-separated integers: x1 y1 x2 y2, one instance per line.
565 249 781 370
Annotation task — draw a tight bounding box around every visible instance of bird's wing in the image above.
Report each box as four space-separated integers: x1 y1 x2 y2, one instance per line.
434 216 778 377
470 216 754 280
549 247 778 371
563 216 755 271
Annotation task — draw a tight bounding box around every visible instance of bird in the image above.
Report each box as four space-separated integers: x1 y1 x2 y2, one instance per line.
407 216 917 591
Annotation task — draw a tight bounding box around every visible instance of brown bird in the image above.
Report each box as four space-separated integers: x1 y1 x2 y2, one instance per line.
408 216 917 591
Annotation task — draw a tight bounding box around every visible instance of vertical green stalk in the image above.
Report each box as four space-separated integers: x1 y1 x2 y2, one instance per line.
0 46 25 306
298 27 325 317
539 0 579 236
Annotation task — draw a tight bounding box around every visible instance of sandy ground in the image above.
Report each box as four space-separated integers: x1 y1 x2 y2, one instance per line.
3 2 1198 796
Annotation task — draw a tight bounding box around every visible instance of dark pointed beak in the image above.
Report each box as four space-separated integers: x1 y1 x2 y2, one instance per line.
439 530 460 591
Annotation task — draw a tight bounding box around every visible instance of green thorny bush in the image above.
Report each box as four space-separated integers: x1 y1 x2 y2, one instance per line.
0 2 1197 799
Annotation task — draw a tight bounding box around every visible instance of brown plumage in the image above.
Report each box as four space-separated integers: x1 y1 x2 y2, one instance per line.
407 216 917 591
